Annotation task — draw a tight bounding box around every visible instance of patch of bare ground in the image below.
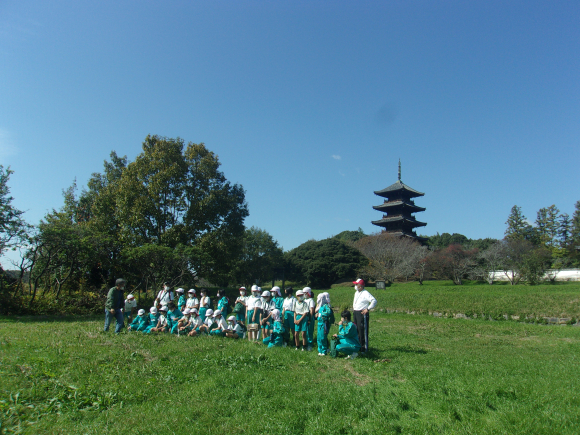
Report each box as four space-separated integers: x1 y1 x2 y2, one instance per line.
343 363 372 386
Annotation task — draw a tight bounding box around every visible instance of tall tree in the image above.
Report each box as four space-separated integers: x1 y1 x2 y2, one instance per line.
545 205 560 247
571 201 580 244
0 166 28 255
505 206 529 240
559 213 571 248
232 227 284 286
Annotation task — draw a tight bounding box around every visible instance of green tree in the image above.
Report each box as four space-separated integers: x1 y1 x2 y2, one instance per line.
559 213 571 247
0 166 28 255
37 136 248 293
332 228 366 243
285 238 366 288
505 205 530 240
571 201 580 244
232 227 283 286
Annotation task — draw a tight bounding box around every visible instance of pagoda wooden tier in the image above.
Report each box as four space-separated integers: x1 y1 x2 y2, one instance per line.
372 161 427 243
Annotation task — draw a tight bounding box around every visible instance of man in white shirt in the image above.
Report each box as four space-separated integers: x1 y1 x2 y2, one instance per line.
352 278 377 354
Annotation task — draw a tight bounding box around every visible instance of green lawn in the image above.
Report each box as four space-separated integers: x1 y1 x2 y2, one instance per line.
2 309 580 434
326 281 580 320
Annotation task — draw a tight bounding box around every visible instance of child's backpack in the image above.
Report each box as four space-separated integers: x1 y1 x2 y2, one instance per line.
329 308 336 325
233 302 244 314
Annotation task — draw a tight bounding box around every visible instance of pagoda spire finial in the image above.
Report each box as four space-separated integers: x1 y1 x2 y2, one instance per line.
398 159 401 182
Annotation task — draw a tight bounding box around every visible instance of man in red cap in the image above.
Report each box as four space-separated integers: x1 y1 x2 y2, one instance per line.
352 278 377 354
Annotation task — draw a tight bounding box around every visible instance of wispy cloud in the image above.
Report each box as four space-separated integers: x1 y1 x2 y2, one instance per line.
332 155 341 160
338 170 345 177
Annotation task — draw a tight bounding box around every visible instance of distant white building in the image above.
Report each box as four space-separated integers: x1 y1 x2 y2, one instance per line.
490 269 580 282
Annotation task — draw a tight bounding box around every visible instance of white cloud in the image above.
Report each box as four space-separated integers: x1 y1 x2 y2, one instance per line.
339 170 345 177
332 155 341 160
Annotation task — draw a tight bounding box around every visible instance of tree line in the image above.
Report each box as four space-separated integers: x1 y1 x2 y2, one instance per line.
1 136 579 315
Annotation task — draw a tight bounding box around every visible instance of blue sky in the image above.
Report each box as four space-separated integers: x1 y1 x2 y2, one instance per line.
0 1 578 264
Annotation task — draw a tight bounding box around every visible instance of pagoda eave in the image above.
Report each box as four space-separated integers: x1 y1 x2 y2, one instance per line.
373 203 426 213
371 218 427 228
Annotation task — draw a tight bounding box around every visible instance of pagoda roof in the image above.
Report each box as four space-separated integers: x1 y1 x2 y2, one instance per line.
373 201 426 213
371 216 427 227
374 180 424 198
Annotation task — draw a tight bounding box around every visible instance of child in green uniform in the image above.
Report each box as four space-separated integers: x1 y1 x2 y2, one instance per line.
199 289 211 322
176 288 186 312
281 287 296 344
149 306 169 333
263 309 286 348
209 310 228 336
177 308 193 334
331 310 360 359
145 307 160 333
259 290 276 340
217 290 230 318
225 315 244 339
234 287 247 324
128 309 149 332
303 287 316 351
123 294 137 324
167 302 183 335
187 309 205 336
315 292 333 355
293 290 310 350
271 286 284 317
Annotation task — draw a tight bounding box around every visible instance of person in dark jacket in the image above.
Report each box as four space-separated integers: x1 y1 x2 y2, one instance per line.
104 278 127 333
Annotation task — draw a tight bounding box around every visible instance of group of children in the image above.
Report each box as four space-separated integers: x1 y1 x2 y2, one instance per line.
125 285 362 358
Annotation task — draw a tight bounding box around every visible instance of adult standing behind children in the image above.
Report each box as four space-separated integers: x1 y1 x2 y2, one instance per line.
155 282 174 308
352 278 377 354
104 278 127 333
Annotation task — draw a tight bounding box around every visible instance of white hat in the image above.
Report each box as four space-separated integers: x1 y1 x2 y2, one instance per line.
205 309 214 317
127 294 135 299
271 286 281 296
303 287 312 296
239 286 246 291
317 292 330 306
183 308 191 315
159 306 168 312
213 310 222 317
176 288 184 293
296 290 304 296
227 315 236 321
150 307 158 314
271 309 281 321
190 308 198 314
188 289 196 294
251 285 259 292
138 309 145 315
261 291 271 297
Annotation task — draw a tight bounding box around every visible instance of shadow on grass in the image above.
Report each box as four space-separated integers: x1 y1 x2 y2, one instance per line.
387 345 428 354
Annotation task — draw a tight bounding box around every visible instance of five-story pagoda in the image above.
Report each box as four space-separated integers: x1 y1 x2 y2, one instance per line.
372 160 427 243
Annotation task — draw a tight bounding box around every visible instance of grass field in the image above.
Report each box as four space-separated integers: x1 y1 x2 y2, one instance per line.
2 291 580 434
326 281 580 320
